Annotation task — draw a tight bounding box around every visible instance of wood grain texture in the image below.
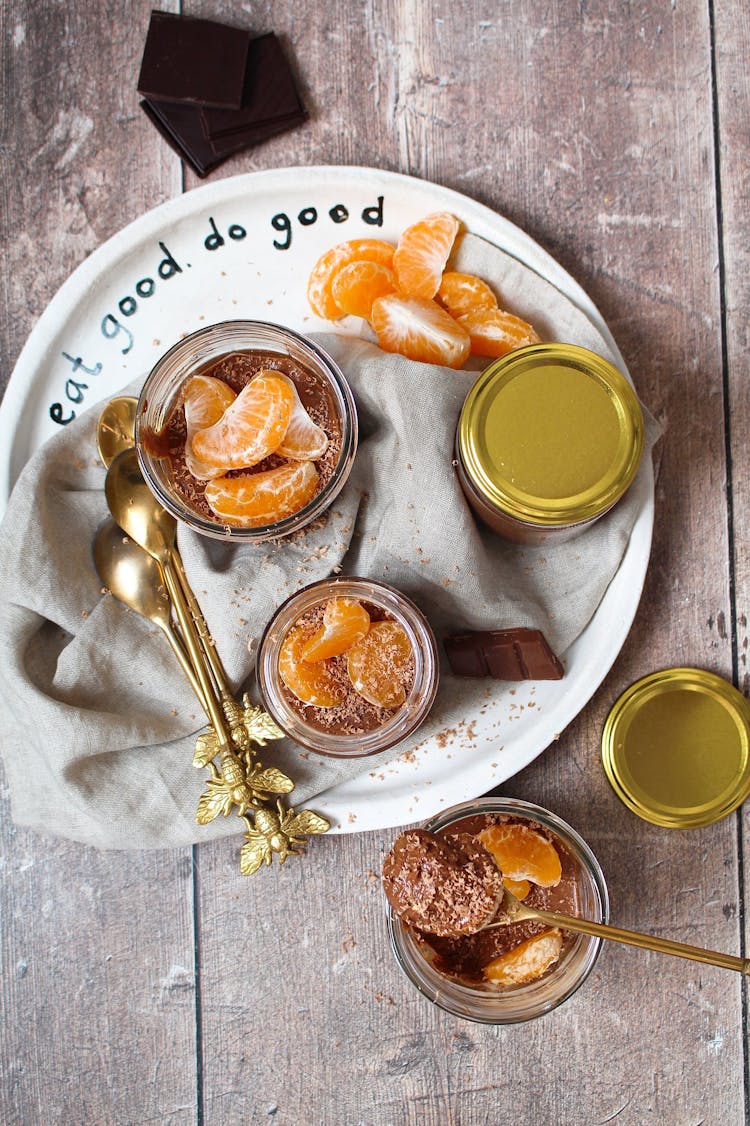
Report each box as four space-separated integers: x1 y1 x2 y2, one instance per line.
0 0 747 1123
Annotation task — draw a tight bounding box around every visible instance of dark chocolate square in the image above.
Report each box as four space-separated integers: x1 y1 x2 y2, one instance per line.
138 10 251 109
141 97 306 178
199 32 306 140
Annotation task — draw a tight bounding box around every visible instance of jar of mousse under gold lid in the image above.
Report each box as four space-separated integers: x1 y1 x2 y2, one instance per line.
455 343 645 545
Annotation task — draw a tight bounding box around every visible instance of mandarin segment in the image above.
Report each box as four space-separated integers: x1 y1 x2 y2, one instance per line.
331 260 397 318
346 620 413 708
301 598 371 662
191 370 294 473
393 211 460 299
307 238 396 320
478 823 563 888
183 374 238 479
279 625 346 707
437 271 498 318
503 877 531 901
483 929 563 986
274 372 329 460
370 294 471 369
456 307 541 358
204 461 319 527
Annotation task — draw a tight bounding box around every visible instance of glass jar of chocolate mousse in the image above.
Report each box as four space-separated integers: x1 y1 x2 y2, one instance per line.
455 343 644 546
135 321 358 542
256 576 439 758
387 797 609 1024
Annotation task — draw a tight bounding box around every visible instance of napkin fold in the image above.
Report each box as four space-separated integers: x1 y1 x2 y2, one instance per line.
0 234 660 849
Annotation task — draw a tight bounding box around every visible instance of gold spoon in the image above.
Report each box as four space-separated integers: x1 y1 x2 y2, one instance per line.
92 517 205 705
104 448 231 741
95 400 236 717
96 396 138 468
485 887 750 975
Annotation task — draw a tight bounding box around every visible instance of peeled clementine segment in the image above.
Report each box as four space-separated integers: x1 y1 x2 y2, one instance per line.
183 375 237 480
456 308 541 358
503 877 531 901
393 211 460 299
191 370 294 473
346 620 413 708
437 271 498 318
273 373 329 461
204 461 319 527
278 624 346 707
301 598 371 662
331 260 397 318
483 929 563 986
307 238 396 319
370 294 471 369
478 823 562 888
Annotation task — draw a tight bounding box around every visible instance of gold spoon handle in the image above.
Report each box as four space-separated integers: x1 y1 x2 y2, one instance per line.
169 546 233 700
516 905 750 975
158 617 207 710
160 559 233 751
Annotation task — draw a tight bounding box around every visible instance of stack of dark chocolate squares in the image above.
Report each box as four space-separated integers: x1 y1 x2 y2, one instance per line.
138 11 307 177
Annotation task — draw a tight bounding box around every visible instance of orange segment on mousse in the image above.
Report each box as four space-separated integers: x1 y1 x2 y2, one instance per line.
204 461 319 527
483 929 564 986
274 372 329 461
346 620 413 708
301 598 371 662
478 822 563 888
183 374 237 480
279 625 347 707
190 370 294 474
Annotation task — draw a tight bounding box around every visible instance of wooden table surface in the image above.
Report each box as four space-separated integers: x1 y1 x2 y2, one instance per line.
1 2 748 1123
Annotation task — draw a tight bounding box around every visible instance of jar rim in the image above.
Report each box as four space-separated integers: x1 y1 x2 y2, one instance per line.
256 576 439 758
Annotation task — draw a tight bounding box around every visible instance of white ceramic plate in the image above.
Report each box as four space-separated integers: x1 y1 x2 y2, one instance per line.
0 166 653 833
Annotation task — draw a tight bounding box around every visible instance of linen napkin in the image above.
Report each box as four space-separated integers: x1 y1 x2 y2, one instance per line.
0 235 660 849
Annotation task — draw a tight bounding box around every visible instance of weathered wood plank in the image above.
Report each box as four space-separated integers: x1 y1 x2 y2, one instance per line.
0 3 196 1124
715 0 750 1096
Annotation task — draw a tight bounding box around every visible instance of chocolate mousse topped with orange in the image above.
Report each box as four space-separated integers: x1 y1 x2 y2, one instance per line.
160 351 342 527
384 815 579 989
278 596 416 735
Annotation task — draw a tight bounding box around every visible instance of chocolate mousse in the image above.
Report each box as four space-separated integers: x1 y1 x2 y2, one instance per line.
384 814 581 989
153 350 342 525
278 601 416 735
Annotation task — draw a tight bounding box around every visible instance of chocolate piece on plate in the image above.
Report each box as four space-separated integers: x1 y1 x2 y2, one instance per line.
200 33 307 140
138 11 251 109
140 98 305 178
444 628 564 681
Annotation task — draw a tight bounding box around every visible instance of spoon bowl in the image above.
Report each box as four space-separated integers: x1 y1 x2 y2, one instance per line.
97 396 138 468
105 447 177 564
92 516 203 702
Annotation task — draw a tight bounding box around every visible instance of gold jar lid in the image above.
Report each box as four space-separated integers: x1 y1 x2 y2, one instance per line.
601 668 750 828
457 344 644 527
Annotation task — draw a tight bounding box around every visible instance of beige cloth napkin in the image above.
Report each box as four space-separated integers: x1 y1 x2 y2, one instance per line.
0 234 659 849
